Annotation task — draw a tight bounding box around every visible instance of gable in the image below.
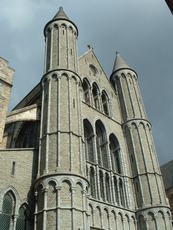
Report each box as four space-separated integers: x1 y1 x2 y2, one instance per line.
78 49 122 122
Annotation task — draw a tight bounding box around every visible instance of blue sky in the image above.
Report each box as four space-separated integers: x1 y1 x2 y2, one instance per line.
0 0 173 165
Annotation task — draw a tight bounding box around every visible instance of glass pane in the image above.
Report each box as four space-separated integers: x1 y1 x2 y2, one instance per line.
2 194 13 215
16 218 25 230
88 138 94 162
0 214 11 230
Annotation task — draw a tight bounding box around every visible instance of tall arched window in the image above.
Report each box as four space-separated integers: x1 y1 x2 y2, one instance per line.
90 167 96 198
99 170 105 201
96 120 109 168
82 79 90 104
101 91 109 116
109 134 121 174
92 83 100 109
16 204 30 230
105 173 111 203
0 192 15 229
83 119 94 163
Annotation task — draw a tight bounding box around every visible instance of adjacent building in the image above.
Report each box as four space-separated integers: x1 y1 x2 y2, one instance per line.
165 0 173 14
161 160 173 219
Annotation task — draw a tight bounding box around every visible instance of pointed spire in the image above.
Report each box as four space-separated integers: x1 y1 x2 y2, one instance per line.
53 7 69 20
112 52 131 73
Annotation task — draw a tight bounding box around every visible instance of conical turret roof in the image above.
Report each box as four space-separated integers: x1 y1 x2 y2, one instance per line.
112 52 131 73
53 7 70 20
44 6 78 38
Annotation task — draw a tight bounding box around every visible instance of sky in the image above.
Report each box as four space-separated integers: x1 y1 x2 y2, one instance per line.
0 0 173 165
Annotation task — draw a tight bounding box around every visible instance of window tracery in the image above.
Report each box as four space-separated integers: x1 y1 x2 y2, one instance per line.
83 119 126 206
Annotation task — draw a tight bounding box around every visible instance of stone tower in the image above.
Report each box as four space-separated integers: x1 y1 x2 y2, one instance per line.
110 52 170 229
0 57 14 148
35 7 88 230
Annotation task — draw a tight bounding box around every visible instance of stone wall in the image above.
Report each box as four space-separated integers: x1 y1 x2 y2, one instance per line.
0 57 14 147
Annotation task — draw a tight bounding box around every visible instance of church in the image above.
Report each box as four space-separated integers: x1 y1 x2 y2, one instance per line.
0 7 172 230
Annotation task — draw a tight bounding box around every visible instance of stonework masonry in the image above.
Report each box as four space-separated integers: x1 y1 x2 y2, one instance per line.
0 7 172 230
0 57 14 147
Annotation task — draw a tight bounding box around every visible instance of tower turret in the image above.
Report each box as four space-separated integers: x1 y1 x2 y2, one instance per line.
111 52 146 121
111 52 170 229
35 8 88 230
44 7 78 73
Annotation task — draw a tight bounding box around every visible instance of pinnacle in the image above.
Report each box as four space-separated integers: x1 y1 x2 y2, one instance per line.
53 6 70 20
112 52 131 73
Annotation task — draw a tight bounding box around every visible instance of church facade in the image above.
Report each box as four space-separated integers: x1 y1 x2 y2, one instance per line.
0 7 172 230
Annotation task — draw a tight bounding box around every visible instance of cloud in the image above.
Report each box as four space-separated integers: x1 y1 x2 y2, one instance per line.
1 0 52 30
1 0 36 29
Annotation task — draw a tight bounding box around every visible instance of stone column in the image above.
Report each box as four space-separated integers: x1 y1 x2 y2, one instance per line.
34 191 38 230
56 186 61 230
71 187 76 230
43 187 48 230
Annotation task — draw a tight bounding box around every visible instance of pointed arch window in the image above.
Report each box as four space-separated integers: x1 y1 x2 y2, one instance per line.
16 204 30 230
109 134 121 174
90 167 96 198
96 120 109 168
0 192 15 229
101 91 109 116
92 83 100 109
83 119 94 163
82 79 90 104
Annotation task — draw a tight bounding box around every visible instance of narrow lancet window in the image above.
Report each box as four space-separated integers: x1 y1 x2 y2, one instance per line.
92 83 100 109
46 29 51 71
96 120 109 168
83 119 94 163
90 167 96 198
105 173 111 202
99 170 105 201
101 91 109 116
109 134 121 174
82 79 90 104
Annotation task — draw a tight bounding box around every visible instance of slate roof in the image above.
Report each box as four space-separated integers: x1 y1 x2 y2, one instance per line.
112 52 131 73
53 7 70 20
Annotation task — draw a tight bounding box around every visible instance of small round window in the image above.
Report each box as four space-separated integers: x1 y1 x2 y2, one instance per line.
89 64 98 76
